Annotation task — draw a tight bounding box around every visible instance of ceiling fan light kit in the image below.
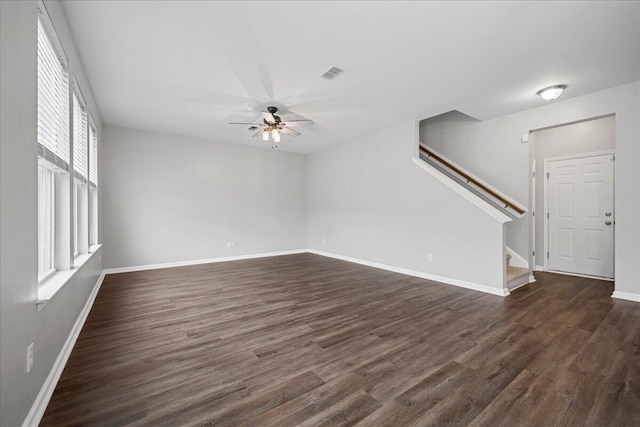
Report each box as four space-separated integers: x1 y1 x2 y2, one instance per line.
229 106 313 148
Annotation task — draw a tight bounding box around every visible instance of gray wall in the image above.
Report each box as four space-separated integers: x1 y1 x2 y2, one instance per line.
419 82 639 296
0 1 104 426
308 121 505 291
531 116 616 267
101 125 308 269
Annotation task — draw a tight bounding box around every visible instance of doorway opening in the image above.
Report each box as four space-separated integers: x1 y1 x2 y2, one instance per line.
530 114 615 280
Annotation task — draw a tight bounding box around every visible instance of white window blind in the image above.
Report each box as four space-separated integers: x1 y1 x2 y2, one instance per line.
72 92 88 182
37 18 69 171
89 122 98 187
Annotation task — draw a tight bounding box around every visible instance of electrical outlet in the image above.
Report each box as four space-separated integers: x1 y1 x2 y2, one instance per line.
427 253 433 262
231 241 236 248
227 241 236 248
27 343 34 373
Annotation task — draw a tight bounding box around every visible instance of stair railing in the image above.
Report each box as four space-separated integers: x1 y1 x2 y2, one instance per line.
419 145 526 215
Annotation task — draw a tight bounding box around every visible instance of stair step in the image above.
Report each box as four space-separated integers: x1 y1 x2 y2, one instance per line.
507 266 530 291
506 253 512 267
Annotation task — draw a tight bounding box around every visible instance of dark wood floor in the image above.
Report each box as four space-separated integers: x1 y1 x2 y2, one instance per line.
42 253 640 426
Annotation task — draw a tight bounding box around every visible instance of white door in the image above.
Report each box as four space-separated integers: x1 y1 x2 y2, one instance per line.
547 154 614 278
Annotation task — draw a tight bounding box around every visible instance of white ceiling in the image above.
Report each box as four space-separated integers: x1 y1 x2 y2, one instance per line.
61 1 640 153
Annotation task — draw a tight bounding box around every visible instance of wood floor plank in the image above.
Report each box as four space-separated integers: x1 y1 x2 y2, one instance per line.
40 254 639 426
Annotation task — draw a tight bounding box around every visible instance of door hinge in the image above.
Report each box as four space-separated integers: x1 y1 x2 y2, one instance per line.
533 171 536 178
532 211 535 217
547 251 550 258
546 172 549 179
547 212 549 219
533 251 535 257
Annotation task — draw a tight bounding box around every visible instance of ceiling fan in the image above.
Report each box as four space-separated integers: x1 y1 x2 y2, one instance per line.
229 106 313 147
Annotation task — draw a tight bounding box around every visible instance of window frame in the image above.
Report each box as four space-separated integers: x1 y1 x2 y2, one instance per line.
37 8 71 281
88 114 99 248
38 163 56 282
72 81 89 259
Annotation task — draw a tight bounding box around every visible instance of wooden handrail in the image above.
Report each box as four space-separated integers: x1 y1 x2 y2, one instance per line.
419 145 526 215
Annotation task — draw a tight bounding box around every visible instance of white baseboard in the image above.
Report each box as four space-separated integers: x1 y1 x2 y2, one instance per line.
107 249 509 297
506 246 528 269
545 269 615 282
103 249 308 274
612 291 640 303
22 271 106 427
308 249 509 297
534 265 546 272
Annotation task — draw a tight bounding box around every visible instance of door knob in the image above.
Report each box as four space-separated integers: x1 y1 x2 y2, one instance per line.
605 212 612 216
605 221 612 225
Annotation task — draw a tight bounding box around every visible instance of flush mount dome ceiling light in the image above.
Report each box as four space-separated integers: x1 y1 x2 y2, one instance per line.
537 85 567 101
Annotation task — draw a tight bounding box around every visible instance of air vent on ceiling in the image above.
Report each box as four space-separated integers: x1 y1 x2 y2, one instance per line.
248 125 259 131
321 66 344 80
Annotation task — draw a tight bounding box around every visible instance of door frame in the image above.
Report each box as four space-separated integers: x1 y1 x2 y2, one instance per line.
543 150 615 279
531 158 536 269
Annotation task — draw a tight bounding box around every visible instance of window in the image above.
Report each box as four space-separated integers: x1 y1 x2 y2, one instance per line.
37 16 69 280
88 118 99 246
72 90 88 256
38 165 55 279
37 18 69 170
73 181 79 255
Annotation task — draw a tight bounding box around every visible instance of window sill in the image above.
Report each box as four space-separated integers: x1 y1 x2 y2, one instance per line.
37 244 102 311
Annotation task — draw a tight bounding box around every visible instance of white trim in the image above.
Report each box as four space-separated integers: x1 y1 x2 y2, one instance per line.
308 249 509 297
412 157 512 224
531 158 536 268
23 271 106 427
612 291 640 303
106 249 509 296
38 0 68 68
547 269 614 281
535 264 614 281
37 245 102 306
103 249 308 274
506 246 529 269
529 275 536 283
508 279 533 292
543 159 549 271
543 150 615 163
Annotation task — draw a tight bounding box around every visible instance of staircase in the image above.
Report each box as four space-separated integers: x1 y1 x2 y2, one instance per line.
506 254 530 291
414 142 531 295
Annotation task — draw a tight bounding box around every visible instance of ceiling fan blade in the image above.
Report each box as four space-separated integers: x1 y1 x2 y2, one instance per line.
252 130 265 138
229 122 265 125
262 111 276 124
281 120 313 127
280 127 301 137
